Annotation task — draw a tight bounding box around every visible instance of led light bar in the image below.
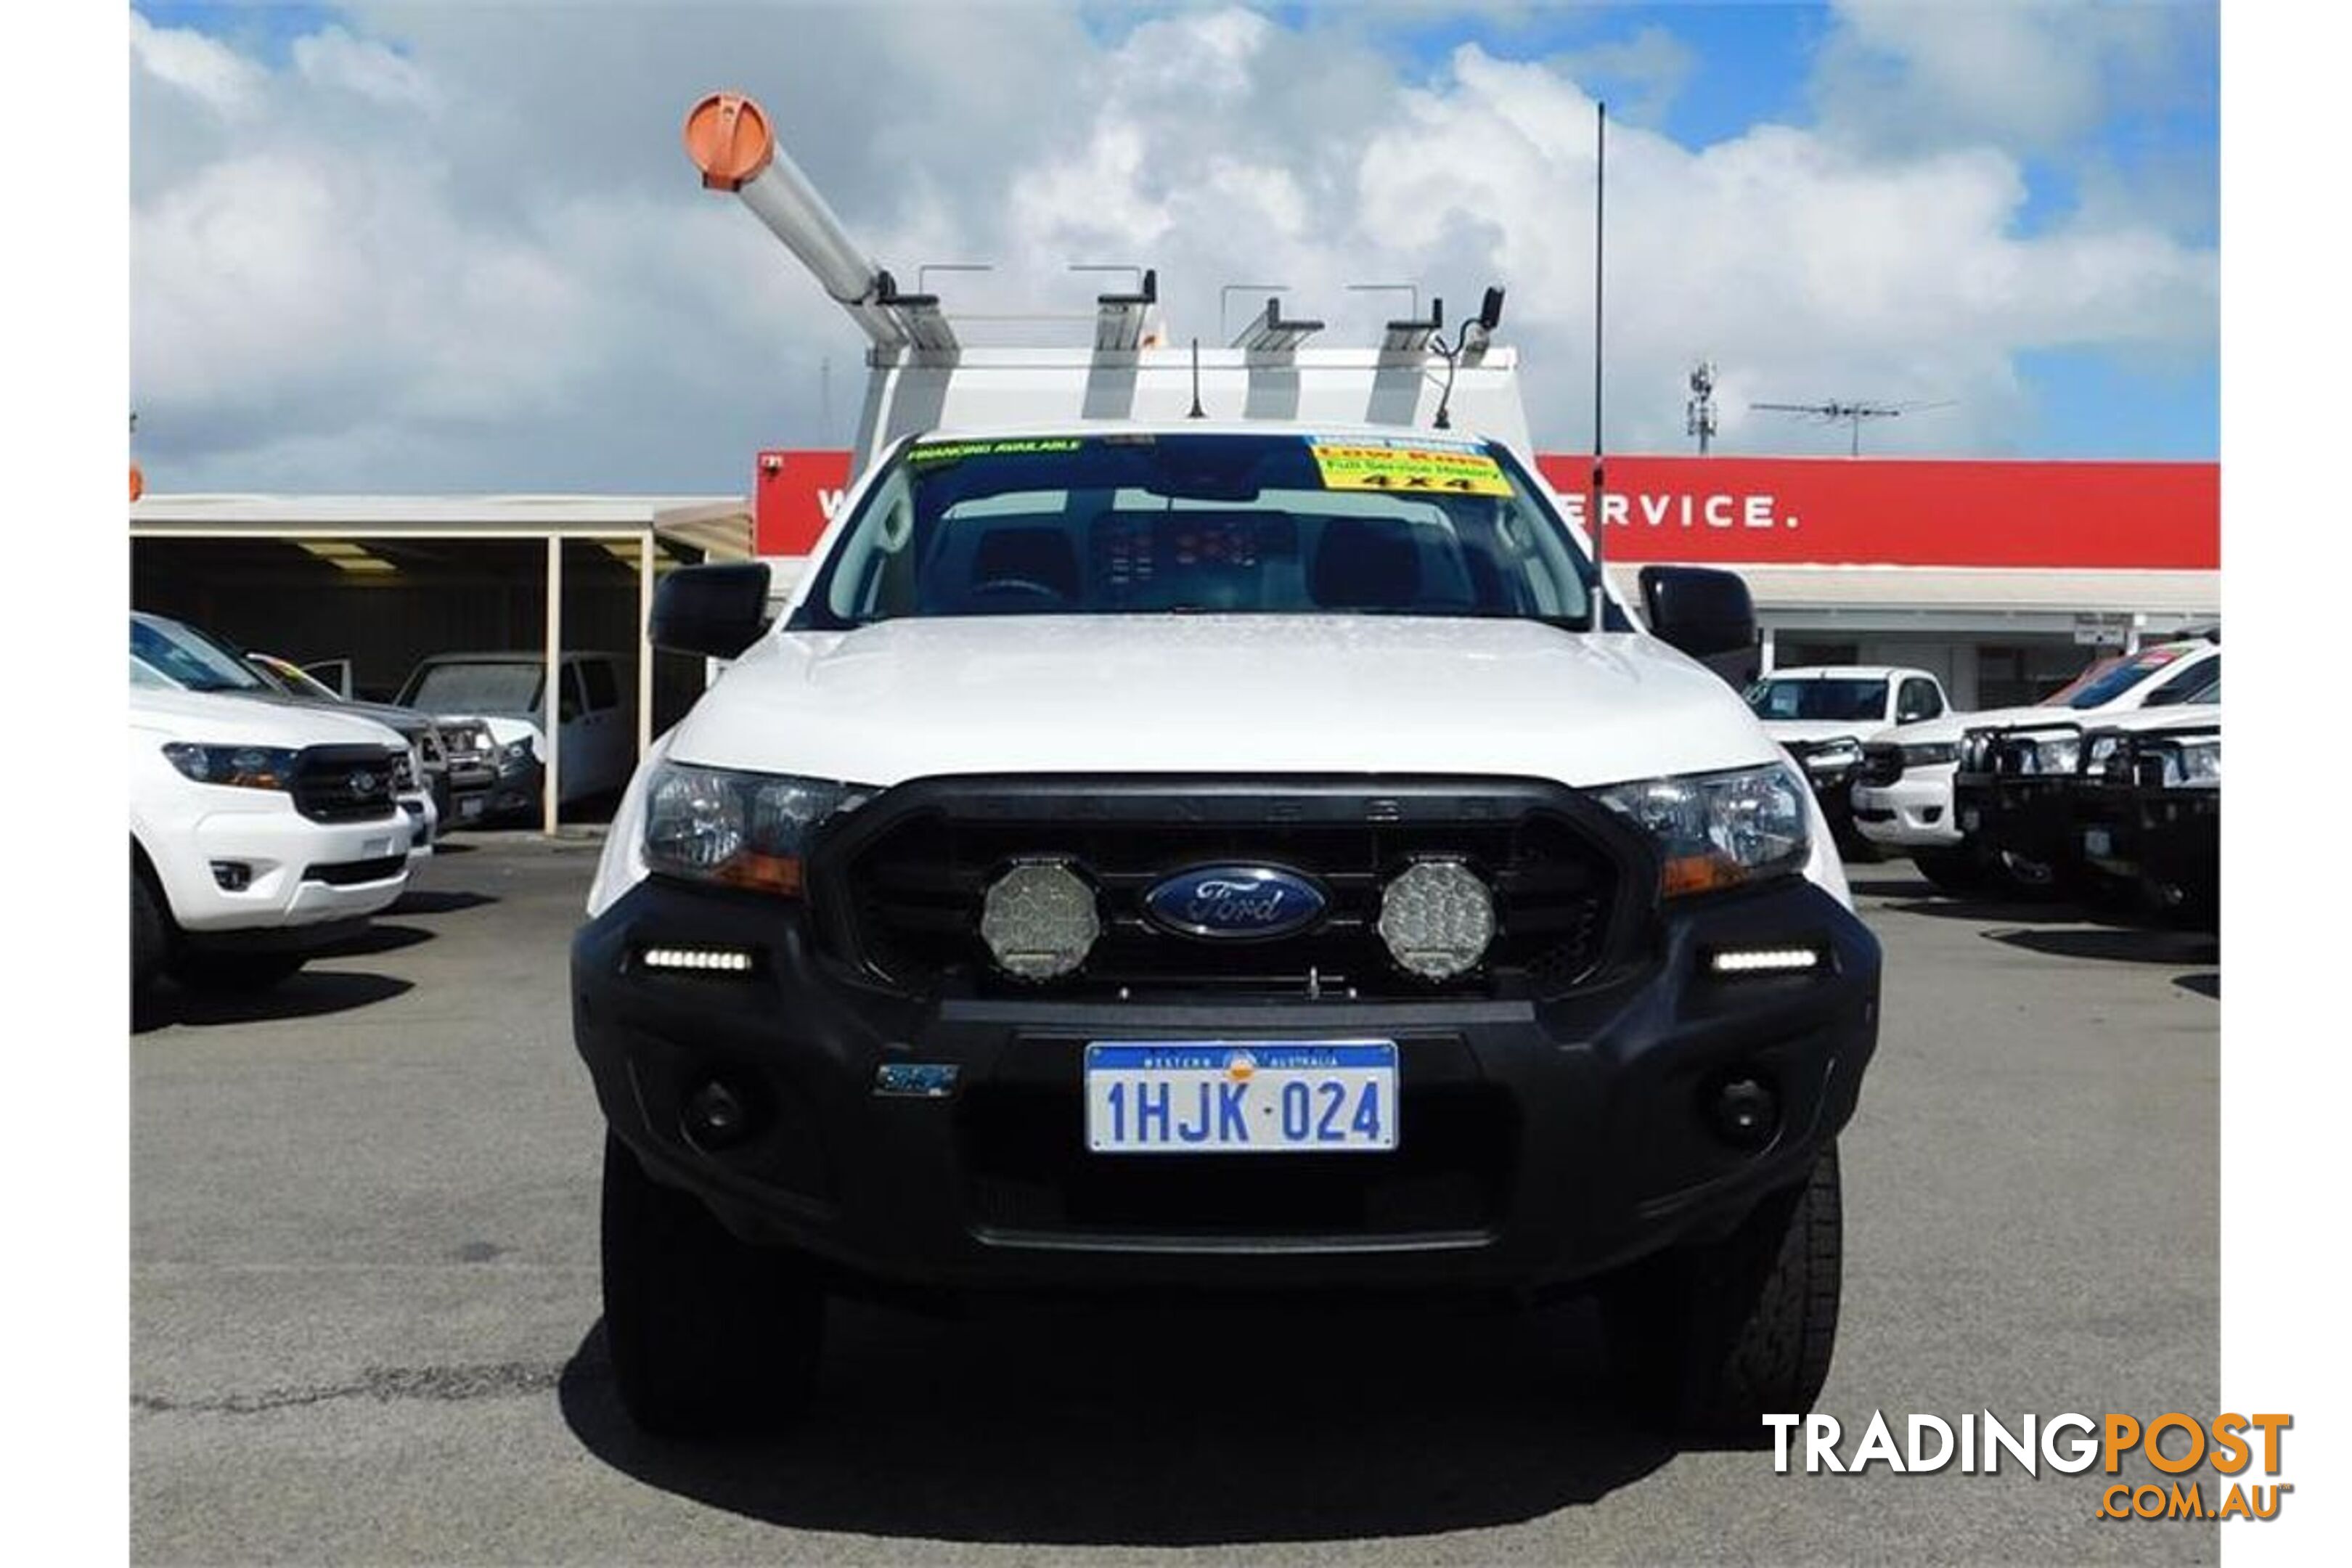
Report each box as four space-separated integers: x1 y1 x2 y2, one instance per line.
1708 947 1823 976
640 946 756 974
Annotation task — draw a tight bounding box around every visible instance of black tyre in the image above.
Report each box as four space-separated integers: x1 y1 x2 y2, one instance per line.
600 1132 825 1437
1601 1143 1842 1444
165 950 307 994
1909 847 1988 894
132 865 168 997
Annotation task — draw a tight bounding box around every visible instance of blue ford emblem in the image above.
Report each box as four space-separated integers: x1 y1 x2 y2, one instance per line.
1144 865 1328 940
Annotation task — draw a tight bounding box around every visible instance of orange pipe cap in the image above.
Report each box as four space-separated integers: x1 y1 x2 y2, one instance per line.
683 91 775 192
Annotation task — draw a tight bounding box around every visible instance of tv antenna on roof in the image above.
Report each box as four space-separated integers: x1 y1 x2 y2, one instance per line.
1749 397 1953 457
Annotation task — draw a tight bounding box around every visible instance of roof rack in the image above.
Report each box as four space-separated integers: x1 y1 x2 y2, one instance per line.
682 91 1535 475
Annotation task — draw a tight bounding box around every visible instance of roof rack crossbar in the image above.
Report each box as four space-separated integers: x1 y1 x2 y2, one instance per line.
1232 297 1325 354
1379 296 1445 355
1093 267 1159 353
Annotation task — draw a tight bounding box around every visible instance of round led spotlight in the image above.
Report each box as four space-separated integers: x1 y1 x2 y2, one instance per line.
1376 859 1496 981
979 860 1100 981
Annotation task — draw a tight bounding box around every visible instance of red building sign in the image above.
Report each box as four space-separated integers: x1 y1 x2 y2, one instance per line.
754 448 2217 571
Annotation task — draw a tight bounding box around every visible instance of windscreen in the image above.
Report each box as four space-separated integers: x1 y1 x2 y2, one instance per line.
404 661 542 714
2059 648 2199 710
249 654 341 702
1746 677 1888 723
131 616 268 694
792 433 1598 629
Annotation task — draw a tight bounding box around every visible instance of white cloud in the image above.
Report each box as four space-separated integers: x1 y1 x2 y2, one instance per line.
292 27 436 110
129 1 2218 489
1549 23 1696 126
1810 0 2208 156
129 12 265 119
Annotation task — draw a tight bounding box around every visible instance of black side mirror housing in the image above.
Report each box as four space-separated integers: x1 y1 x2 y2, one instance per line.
1638 565 1756 661
650 562 772 660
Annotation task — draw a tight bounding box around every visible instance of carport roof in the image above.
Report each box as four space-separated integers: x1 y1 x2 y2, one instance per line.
1604 562 2218 615
129 494 755 558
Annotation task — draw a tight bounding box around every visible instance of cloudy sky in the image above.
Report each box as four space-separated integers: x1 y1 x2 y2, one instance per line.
129 1 2218 494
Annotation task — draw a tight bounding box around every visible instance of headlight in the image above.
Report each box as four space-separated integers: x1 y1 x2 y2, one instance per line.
2084 734 2123 772
1900 741 1958 767
2160 738 2221 788
161 743 298 791
1998 732 2078 776
498 738 535 772
2034 735 2081 775
1597 762 1811 898
1800 740 1861 775
395 748 420 792
641 762 872 896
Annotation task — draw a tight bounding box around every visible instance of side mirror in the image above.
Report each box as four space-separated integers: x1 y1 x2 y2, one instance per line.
1638 565 1756 661
650 562 772 660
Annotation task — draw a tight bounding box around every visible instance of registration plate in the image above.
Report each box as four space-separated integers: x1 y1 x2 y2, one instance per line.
1085 1040 1397 1154
1960 807 1981 832
2083 827 2113 858
458 796 486 821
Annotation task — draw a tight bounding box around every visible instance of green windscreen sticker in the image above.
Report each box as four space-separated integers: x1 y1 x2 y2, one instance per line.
908 438 1084 464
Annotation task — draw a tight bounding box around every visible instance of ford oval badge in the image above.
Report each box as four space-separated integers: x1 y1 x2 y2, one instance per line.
1144 865 1328 940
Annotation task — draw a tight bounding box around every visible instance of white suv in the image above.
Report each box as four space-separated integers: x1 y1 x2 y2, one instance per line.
131 683 415 995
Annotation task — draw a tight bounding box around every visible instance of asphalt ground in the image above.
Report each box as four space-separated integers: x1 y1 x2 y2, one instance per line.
131 839 2219 1564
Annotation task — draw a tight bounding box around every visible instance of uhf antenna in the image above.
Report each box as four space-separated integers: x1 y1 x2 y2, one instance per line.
1588 101 1608 606
1686 362 1718 455
1187 338 1205 419
1750 397 1953 456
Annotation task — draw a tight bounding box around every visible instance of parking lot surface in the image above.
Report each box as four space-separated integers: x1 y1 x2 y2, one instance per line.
131 840 2218 1564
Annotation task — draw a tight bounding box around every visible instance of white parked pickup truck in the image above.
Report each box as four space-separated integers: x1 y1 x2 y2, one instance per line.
573 91 1886 1445
131 683 414 996
576 422 1882 1442
1745 666 1951 853
1854 637 2218 890
395 650 635 822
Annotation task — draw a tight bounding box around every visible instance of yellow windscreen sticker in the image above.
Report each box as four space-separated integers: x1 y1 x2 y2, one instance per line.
1309 443 1512 497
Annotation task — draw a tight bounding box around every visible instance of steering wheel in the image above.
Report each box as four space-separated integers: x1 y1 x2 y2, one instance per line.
967 577 1070 605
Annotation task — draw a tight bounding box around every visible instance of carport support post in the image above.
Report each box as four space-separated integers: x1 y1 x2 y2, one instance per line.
543 536 563 836
637 529 656 764
1758 624 1776 675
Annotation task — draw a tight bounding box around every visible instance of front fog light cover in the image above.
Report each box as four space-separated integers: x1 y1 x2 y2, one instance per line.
1376 858 1495 981
980 860 1100 981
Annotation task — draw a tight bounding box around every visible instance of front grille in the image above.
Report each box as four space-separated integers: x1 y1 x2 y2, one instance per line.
290 746 402 823
1858 742 1906 788
960 1074 1515 1239
816 778 1641 1003
439 722 491 763
302 853 406 886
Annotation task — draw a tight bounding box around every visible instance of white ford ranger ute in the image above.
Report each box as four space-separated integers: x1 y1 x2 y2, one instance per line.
572 423 1882 1440
131 682 414 995
1861 637 2218 891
